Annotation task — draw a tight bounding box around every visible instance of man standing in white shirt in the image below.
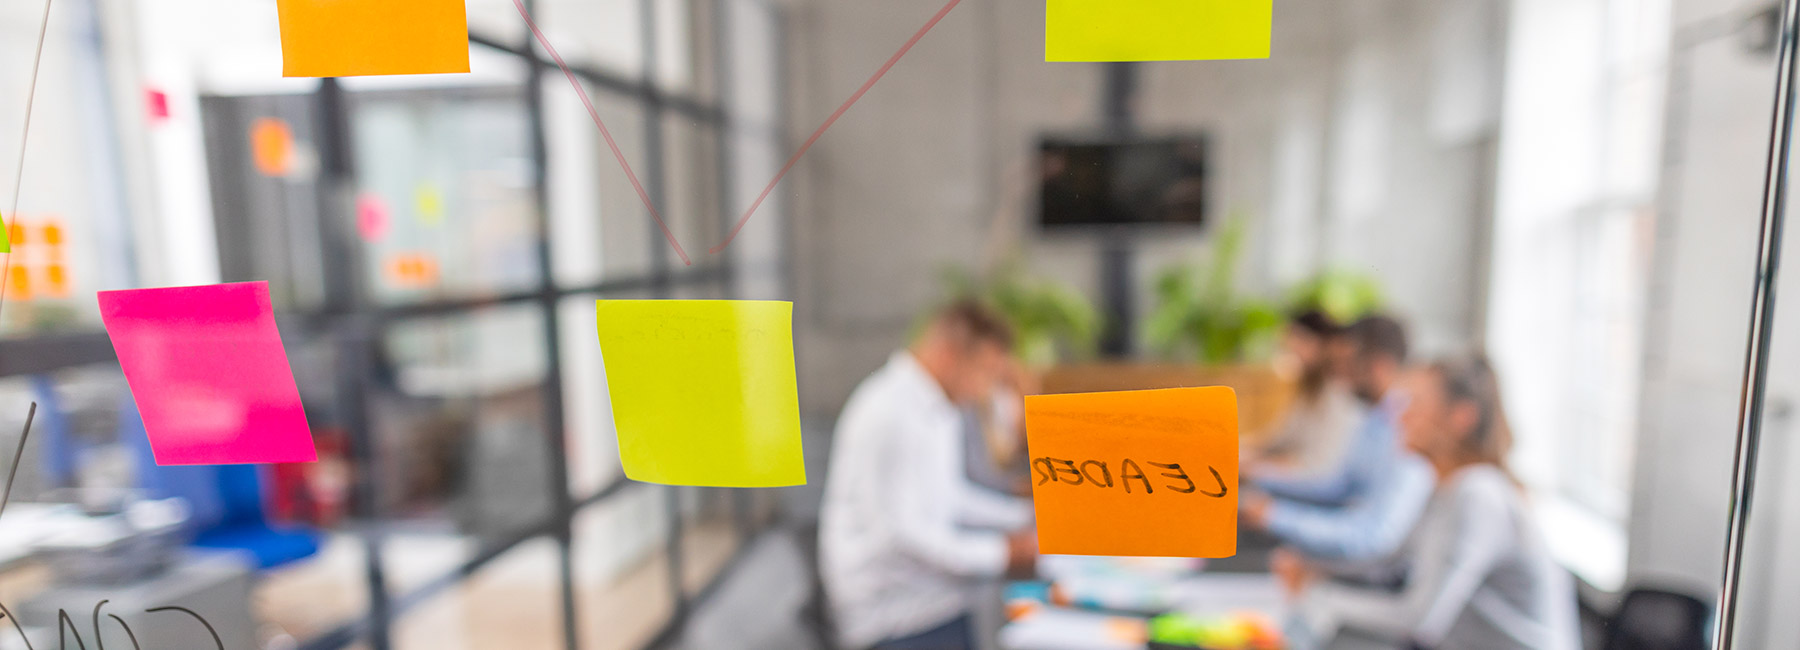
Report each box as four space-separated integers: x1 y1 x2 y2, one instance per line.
820 300 1038 650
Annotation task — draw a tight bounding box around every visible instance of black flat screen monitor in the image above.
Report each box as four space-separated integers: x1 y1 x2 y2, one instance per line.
1037 136 1209 229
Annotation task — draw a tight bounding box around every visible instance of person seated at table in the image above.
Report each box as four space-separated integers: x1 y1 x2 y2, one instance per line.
1240 315 1435 563
964 356 1039 495
1276 354 1581 650
1246 310 1362 477
820 300 1038 650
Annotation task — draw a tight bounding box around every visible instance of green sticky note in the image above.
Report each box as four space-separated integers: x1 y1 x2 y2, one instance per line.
1045 0 1274 62
596 300 805 487
0 212 10 253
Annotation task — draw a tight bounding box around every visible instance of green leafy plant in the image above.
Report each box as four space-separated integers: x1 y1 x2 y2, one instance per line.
938 260 1102 367
1285 267 1385 325
1143 217 1283 364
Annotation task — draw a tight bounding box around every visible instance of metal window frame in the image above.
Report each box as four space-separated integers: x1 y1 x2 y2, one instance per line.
0 0 790 648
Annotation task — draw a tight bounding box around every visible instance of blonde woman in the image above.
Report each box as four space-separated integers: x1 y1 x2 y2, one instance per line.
1279 355 1581 650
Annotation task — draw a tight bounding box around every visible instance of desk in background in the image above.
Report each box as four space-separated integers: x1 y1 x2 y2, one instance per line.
999 556 1287 650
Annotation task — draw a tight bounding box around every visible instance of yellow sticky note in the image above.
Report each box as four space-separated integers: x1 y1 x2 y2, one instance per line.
596 300 805 487
415 184 445 225
1045 0 1273 62
1025 386 1238 557
277 0 472 77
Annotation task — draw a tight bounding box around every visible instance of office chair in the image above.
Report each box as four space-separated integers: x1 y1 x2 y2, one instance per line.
121 390 322 570
794 521 840 650
1603 588 1711 650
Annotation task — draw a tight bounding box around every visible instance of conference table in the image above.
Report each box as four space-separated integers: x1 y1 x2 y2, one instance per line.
998 555 1285 650
997 552 1398 650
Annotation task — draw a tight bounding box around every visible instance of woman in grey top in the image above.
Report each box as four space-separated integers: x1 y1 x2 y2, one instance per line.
1279 354 1582 650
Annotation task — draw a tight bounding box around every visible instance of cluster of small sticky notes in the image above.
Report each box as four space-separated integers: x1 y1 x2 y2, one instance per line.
1045 0 1274 62
1026 386 1238 557
99 282 317 465
385 252 440 288
595 300 805 487
5 217 73 300
277 0 471 77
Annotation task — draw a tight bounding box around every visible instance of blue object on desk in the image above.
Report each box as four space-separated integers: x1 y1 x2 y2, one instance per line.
120 391 322 570
1006 581 1054 605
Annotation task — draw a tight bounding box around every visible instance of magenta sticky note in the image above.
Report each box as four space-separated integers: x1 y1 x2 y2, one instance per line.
98 281 317 465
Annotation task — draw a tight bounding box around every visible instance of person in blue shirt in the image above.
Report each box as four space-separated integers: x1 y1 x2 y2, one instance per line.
1240 315 1436 564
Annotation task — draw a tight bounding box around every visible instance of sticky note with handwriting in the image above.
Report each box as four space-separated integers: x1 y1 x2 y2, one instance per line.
277 0 471 77
99 282 317 465
1045 0 1273 62
1025 386 1237 557
596 300 805 487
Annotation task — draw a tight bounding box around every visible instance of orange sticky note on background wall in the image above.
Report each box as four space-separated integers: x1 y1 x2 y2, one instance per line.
1025 386 1238 557
277 0 472 77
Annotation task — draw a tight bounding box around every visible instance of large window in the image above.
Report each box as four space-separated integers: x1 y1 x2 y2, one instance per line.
1485 0 1670 590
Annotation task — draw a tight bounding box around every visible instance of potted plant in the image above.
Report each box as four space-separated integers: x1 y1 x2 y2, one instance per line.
1039 217 1293 439
938 260 1103 368
1142 217 1283 364
1284 267 1385 326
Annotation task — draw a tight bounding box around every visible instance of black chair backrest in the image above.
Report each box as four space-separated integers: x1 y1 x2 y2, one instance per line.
795 521 840 649
1603 588 1710 650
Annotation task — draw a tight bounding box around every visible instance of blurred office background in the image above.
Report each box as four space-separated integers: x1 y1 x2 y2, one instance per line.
0 0 1795 647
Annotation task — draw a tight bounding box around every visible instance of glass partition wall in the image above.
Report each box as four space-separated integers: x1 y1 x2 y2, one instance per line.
0 0 788 648
12 0 1800 648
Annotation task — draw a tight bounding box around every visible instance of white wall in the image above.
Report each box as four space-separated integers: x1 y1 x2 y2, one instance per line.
1631 0 1773 597
1639 0 1800 642
781 0 1498 416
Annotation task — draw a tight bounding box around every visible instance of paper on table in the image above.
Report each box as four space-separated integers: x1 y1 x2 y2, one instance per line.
98 281 317 465
277 0 471 77
1025 386 1238 557
595 300 805 487
1045 0 1273 62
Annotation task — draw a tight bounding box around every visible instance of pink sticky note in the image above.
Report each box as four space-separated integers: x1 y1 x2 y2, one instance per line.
357 193 390 242
98 281 317 465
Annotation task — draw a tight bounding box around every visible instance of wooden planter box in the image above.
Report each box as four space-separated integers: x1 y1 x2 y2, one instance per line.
1039 362 1295 441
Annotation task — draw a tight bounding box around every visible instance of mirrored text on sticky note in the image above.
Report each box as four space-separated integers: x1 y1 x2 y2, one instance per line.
1045 0 1274 62
596 300 805 487
277 0 472 77
1026 386 1238 557
99 281 317 465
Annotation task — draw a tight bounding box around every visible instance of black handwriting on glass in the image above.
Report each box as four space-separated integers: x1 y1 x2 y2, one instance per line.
1033 456 1229 497
0 599 222 650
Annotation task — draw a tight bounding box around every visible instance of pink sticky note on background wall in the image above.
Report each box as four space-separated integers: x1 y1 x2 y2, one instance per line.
99 281 317 465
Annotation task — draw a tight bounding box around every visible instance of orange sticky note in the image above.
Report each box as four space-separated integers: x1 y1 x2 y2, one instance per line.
277 0 471 77
1025 386 1238 557
250 118 294 177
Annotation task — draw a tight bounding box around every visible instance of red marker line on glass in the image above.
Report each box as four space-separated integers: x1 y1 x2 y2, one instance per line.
512 0 964 261
512 0 692 266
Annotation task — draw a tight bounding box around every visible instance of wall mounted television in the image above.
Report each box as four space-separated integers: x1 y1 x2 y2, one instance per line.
1037 136 1210 230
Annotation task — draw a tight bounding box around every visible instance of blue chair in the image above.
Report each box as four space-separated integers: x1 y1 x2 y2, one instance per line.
118 388 322 570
